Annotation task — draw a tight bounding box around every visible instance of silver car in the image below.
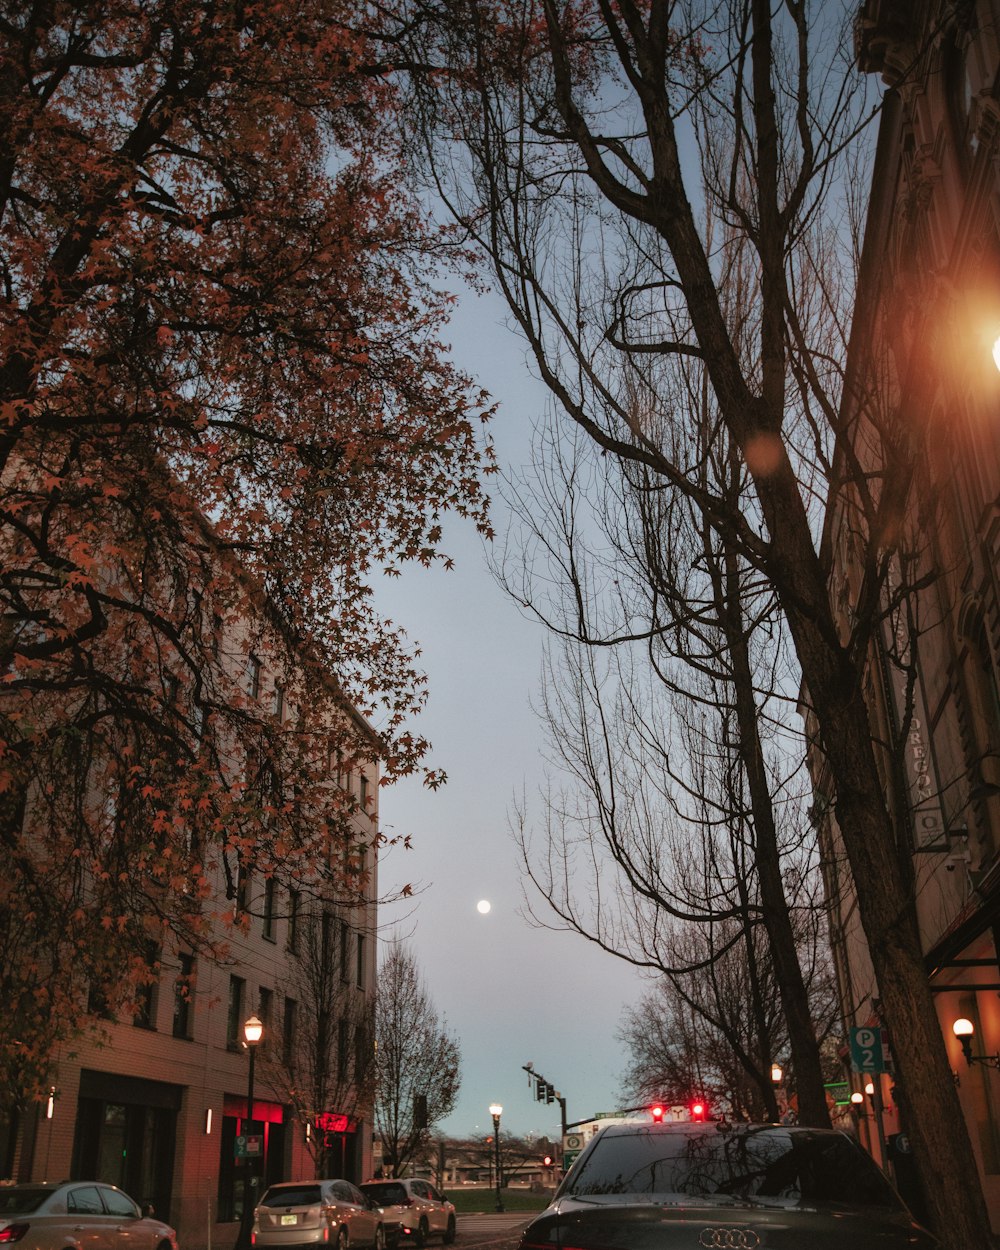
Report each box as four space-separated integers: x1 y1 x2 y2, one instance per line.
0 1181 177 1250
359 1181 455 1248
252 1180 387 1250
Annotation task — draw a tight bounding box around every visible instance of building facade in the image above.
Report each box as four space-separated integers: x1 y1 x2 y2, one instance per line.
3 629 382 1250
812 0 1000 1227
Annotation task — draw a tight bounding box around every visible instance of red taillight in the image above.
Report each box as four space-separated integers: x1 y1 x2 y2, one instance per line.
0 1225 29 1243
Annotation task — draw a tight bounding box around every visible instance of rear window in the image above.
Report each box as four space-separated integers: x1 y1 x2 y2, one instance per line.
260 1186 323 1208
0 1189 51 1215
566 1128 902 1210
362 1184 408 1205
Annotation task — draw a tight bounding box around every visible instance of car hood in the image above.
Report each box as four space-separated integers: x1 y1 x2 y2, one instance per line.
520 1196 939 1250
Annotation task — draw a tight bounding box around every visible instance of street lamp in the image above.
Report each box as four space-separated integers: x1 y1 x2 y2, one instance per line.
235 1016 264 1250
489 1103 504 1212
953 1017 1000 1069
769 1063 783 1086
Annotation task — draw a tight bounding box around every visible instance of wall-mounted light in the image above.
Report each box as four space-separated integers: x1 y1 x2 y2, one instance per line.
46 1087 55 1120
770 1063 783 1086
864 1081 875 1096
205 1108 213 1135
953 1018 1000 1069
992 334 1000 373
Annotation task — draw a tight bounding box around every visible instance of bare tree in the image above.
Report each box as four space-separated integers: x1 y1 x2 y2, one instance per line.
261 902 376 1179
374 943 461 1177
385 0 992 1240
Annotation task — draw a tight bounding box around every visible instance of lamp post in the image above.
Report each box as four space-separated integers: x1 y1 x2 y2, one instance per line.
489 1104 504 1212
235 1015 264 1250
953 1017 1000 1069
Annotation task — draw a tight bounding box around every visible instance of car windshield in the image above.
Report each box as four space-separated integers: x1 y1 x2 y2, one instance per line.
0 1189 52 1214
565 1128 902 1210
260 1186 323 1208
362 1184 408 1205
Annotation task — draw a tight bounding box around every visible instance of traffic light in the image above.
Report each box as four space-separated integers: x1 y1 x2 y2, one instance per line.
650 1104 665 1123
690 1100 707 1122
546 1083 555 1104
542 1155 553 1168
535 1077 546 1102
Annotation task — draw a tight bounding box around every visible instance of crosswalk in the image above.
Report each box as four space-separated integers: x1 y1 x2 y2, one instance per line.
456 1212 532 1241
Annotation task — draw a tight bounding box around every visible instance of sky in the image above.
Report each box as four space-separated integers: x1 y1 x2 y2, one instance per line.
374 288 650 1144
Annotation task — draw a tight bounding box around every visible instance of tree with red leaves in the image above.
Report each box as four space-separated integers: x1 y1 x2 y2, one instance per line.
0 0 492 1112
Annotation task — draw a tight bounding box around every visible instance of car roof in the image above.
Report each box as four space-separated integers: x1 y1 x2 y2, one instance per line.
592 1121 847 1139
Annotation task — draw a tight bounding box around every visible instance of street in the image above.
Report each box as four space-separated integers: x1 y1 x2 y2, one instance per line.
452 1213 530 1250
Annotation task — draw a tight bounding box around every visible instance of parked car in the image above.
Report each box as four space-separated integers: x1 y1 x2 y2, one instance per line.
517 1121 940 1250
252 1180 388 1250
0 1180 177 1250
359 1180 456 1247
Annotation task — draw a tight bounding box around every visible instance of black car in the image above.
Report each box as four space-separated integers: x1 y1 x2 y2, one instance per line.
518 1121 939 1250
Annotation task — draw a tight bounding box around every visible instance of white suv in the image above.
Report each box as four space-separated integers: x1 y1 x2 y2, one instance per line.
360 1180 456 1247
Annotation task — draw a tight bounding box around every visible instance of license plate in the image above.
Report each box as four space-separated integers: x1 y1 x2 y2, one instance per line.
281 1215 298 1225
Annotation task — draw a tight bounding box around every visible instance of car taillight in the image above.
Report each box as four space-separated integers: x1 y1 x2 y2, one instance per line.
0 1225 29 1243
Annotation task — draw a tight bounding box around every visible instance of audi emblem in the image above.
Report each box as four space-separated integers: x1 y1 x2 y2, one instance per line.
698 1229 761 1249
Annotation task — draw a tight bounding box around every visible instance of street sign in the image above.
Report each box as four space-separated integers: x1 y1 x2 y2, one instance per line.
849 1026 889 1073
235 1133 263 1158
562 1150 581 1171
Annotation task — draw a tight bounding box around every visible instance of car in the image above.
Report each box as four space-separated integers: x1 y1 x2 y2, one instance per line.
517 1120 940 1250
252 1179 388 1250
359 1180 455 1247
0 1180 177 1250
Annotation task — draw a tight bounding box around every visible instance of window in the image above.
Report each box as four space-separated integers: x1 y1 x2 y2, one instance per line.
340 921 349 982
283 997 297 1065
274 682 285 722
258 987 274 1043
247 654 262 700
360 773 370 810
355 934 365 989
354 1020 369 1079
235 861 251 918
287 889 300 952
262 878 276 941
132 943 159 1029
338 1017 349 1080
172 953 195 1039
227 976 245 1048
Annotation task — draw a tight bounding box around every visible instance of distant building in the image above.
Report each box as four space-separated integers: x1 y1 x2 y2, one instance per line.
810 0 1000 1227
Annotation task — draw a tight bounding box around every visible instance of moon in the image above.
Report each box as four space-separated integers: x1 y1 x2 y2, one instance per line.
476 899 492 915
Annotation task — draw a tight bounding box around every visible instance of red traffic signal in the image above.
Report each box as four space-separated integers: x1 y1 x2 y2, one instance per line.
542 1155 553 1167
650 1104 665 1123
690 1100 706 1121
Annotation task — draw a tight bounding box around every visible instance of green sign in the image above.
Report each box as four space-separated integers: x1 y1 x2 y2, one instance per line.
849 1026 888 1073
562 1150 581 1171
235 1133 263 1158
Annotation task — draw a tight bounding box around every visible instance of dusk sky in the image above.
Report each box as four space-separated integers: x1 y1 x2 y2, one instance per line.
375 286 650 1143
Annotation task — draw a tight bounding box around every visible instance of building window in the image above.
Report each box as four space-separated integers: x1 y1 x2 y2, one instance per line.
258 987 274 1047
338 1017 349 1081
287 889 300 953
354 1021 369 1080
273 682 285 722
172 953 195 1039
227 976 245 1048
133 943 160 1029
247 654 262 700
339 921 349 982
359 773 369 810
355 934 365 989
235 861 251 918
262 878 276 941
283 997 297 1066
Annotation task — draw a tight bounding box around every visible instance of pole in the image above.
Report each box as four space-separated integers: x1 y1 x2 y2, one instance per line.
235 1045 256 1250
492 1113 503 1212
